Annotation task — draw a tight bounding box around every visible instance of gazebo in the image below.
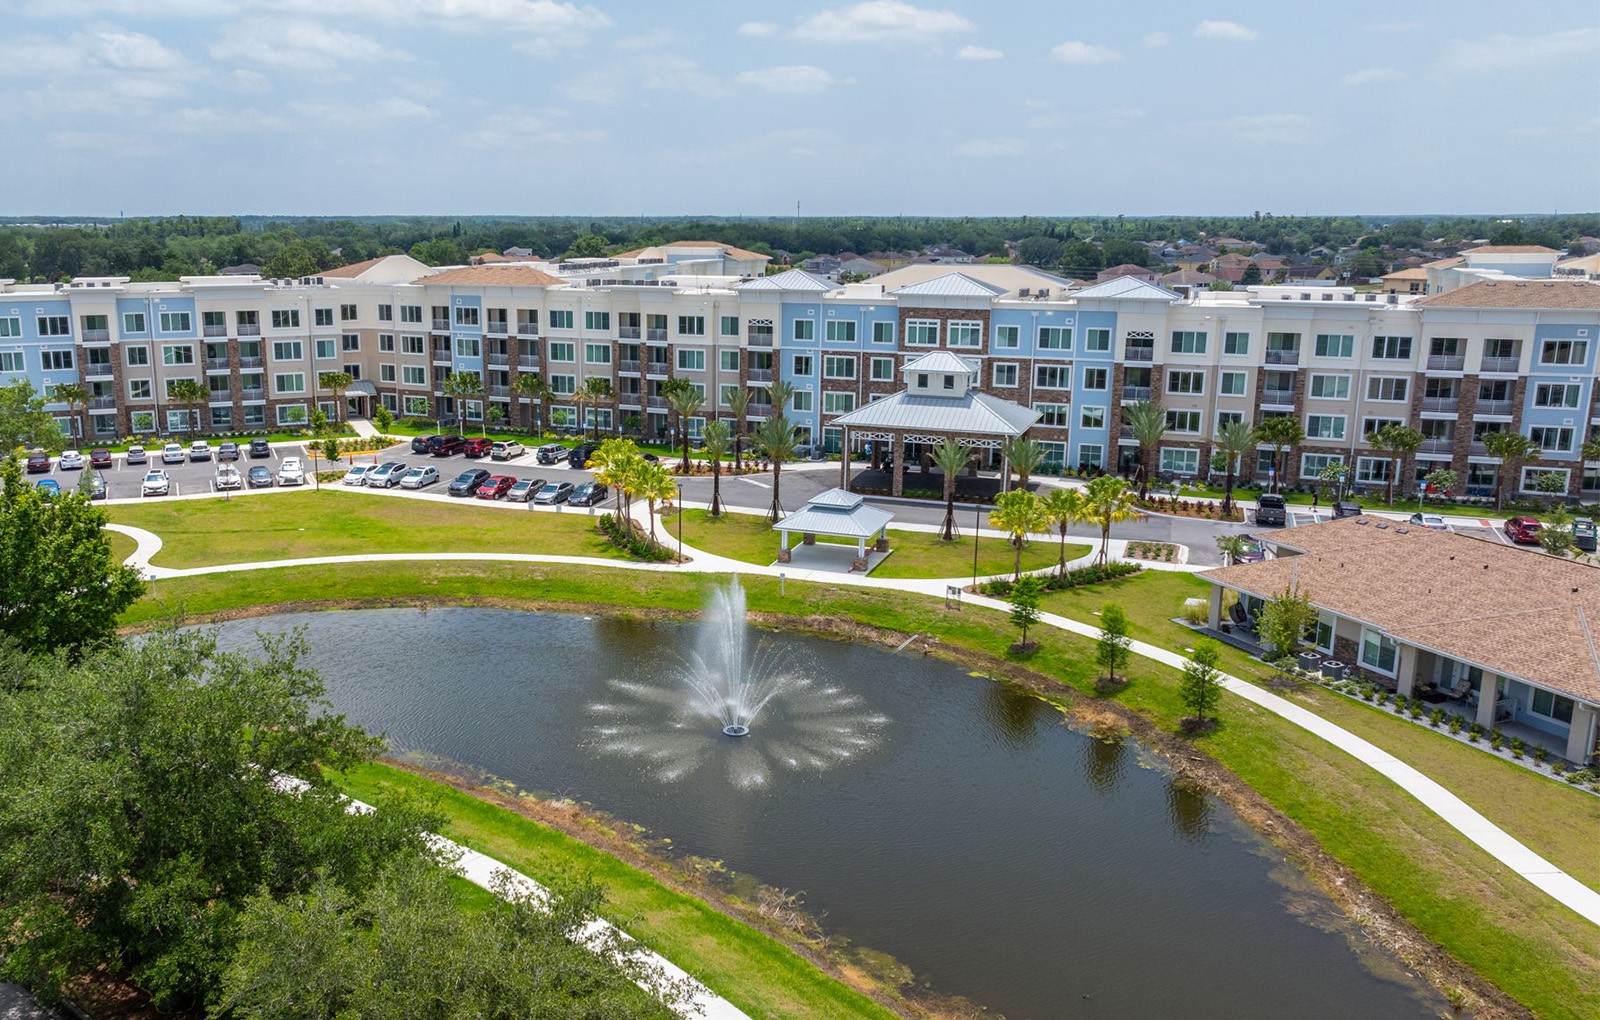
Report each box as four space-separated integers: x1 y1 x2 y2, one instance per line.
773 488 895 573
829 351 1042 497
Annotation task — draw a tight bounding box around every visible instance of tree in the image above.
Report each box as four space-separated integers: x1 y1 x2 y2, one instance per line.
511 371 551 434
725 387 752 471
664 383 704 471
1179 640 1224 728
408 237 465 266
1240 262 1263 285
1581 434 1600 468
372 404 394 433
1212 419 1257 516
1016 235 1064 267
50 382 89 442
1365 423 1423 505
1539 503 1576 558
442 371 483 434
168 377 208 434
988 488 1049 581
562 233 610 260
318 371 353 424
0 458 144 654
1254 416 1305 493
1007 576 1044 651
575 375 614 441
0 380 69 453
754 414 799 523
930 438 972 540
1121 400 1167 497
1096 602 1131 686
1315 459 1346 503
309 407 329 436
659 376 695 450
1215 534 1252 565
0 627 433 1007
1483 431 1536 511
1000 436 1044 491
1042 486 1086 576
589 437 644 527
1423 467 1457 498
1081 474 1142 568
702 419 730 517
637 459 677 546
1059 240 1105 278
1257 583 1316 665
263 238 332 279
485 404 506 435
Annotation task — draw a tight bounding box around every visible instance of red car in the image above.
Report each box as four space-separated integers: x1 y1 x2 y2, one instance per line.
474 475 517 500
460 437 493 458
427 435 467 456
89 448 113 469
1504 516 1541 545
25 450 50 473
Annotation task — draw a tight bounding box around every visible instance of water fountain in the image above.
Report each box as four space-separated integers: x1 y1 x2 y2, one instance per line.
590 579 887 787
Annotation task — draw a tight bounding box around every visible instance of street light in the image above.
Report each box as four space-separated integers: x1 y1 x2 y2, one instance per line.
971 501 981 589
676 482 684 563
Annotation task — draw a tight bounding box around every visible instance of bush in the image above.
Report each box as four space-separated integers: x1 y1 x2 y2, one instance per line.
596 513 674 562
1509 736 1524 759
1447 714 1462 735
1532 746 1549 766
1428 707 1444 728
1489 730 1504 751
1468 722 1483 742
978 561 1141 596
1180 600 1208 626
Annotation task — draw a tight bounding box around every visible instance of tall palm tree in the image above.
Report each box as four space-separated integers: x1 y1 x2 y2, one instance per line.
1212 419 1257 517
318 371 353 423
665 384 705 472
168 378 208 435
1081 475 1142 568
987 489 1050 581
1042 486 1088 577
590 437 642 527
1381 424 1423 505
510 371 550 434
575 375 613 440
754 414 799 523
1121 399 1167 498
765 379 795 418
51 383 89 442
441 372 482 436
1582 434 1600 467
658 376 694 449
701 419 731 517
725 387 751 471
930 437 972 540
637 460 677 546
1000 436 1045 491
1254 415 1304 493
1483 430 1536 511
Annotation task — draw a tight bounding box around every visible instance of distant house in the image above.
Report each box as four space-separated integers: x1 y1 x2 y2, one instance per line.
865 251 916 270
1157 269 1217 295
502 246 534 258
802 254 843 277
1380 267 1429 294
923 245 974 264
838 257 887 278
1210 237 1264 251
219 263 261 276
470 252 515 265
1096 263 1160 284
1285 263 1337 281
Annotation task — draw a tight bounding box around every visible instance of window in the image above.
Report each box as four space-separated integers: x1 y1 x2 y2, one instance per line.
792 318 814 341
871 357 896 381
376 304 393 322
1219 371 1247 396
1313 333 1353 358
1037 326 1071 350
0 318 20 340
166 409 192 432
40 349 74 371
720 315 739 337
341 333 360 352
948 321 981 348
378 364 397 383
452 306 478 327
1366 376 1409 402
1372 335 1412 360
1160 447 1200 474
1308 374 1349 399
1301 453 1343 478
402 366 427 385
677 315 705 337
790 390 813 412
338 303 357 322
1166 370 1204 395
992 362 1018 387
1360 629 1397 675
274 372 306 394
1217 410 1245 429
1078 444 1104 469
872 321 896 344
276 404 308 426
822 391 856 414
1356 457 1390 483
158 311 191 333
548 374 576 395
792 354 814 376
1223 331 1250 355
1082 367 1108 390
994 324 1020 349
1530 426 1575 453
127 379 151 400
1305 414 1346 440
547 342 574 362
122 312 147 334
822 355 856 379
1530 687 1576 725
548 309 574 330
403 395 429 415
1314 614 1335 653
401 335 425 355
1084 328 1111 352
1035 403 1070 427
1534 382 1581 408
1522 466 1570 493
677 348 706 372
905 319 938 346
315 339 336 360
210 407 232 430
719 349 740 372
125 345 150 367
0 351 20 373
584 343 611 365
825 320 857 343
373 333 393 353
1080 406 1105 429
160 344 194 366
271 309 300 329
1034 364 1070 389
307 307 331 327
584 311 610 331
1170 330 1207 354
400 305 422 324
1166 409 1202 433
32 315 69 337
1360 416 1403 438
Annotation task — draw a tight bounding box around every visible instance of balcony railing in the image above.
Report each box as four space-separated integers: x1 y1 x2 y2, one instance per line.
747 368 773 384
1125 346 1154 363
1260 388 1296 405
238 323 261 336
646 396 668 409
487 385 510 399
646 328 668 342
1418 438 1454 454
1480 356 1518 373
240 388 265 401
1475 399 1513 416
203 324 229 337
1421 396 1460 413
619 359 641 373
89 396 117 410
516 321 538 336
82 328 111 342
486 320 509 335
485 354 510 369
619 326 641 339
1121 385 1150 401
747 400 774 414
1265 349 1300 365
646 362 671 376
746 332 774 348
432 318 451 331
1426 354 1465 371
205 358 231 372
238 356 263 369
431 346 452 362
83 363 114 379
516 355 539 371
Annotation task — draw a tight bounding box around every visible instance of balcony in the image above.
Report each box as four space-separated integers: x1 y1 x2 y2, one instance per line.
1416 438 1453 455
432 317 451 332
89 396 117 410
238 356 263 369
748 368 773 384
238 323 261 336
646 395 668 409
619 359 642 373
1121 385 1150 401
1475 399 1513 417
1260 388 1296 405
646 328 668 343
619 326 641 340
431 346 453 363
747 400 774 415
487 384 510 399
203 358 230 372
1125 346 1154 363
746 332 774 348
486 320 509 335
203 324 229 337
1264 349 1300 365
1421 396 1460 414
618 395 642 408
646 362 671 377
515 321 538 337
82 328 111 343
1426 354 1465 372
1480 356 1519 373
486 354 510 369
517 355 539 371
83 363 114 379
240 388 265 401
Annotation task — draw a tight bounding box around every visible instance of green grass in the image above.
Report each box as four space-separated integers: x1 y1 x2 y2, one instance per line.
334 762 899 1020
673 508 1085 579
107 489 631 568
105 529 138 565
123 558 1600 1020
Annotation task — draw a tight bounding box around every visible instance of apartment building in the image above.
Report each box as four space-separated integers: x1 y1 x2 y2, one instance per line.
2 240 1596 497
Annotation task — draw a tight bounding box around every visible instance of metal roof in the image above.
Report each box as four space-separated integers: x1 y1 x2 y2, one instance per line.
774 493 895 539
1071 277 1183 301
902 350 979 375
804 486 866 509
890 272 1009 297
830 390 1041 436
734 269 834 292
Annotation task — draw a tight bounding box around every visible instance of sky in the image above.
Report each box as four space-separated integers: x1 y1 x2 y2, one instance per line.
3 0 1597 217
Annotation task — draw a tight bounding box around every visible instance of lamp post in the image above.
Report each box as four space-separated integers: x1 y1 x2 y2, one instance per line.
971 501 981 589
676 482 684 563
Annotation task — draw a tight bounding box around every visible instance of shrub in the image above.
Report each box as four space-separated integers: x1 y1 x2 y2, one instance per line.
1408 701 1424 720
1361 684 1375 702
1428 707 1444 728
1489 730 1504 751
1181 600 1208 626
1468 722 1483 742
1447 714 1462 735
1376 691 1389 707
596 513 674 562
1391 694 1407 713
1552 761 1568 777
1532 746 1549 766
978 561 1140 596
1509 736 1524 759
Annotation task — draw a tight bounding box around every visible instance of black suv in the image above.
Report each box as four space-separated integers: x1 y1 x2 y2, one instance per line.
567 443 598 469
248 438 272 458
447 468 491 497
217 441 240 461
1332 500 1363 519
569 481 609 507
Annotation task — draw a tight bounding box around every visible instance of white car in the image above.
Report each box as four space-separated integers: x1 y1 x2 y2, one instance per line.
215 465 243 491
398 466 440 489
341 465 372 486
188 440 213 461
490 440 525 461
162 443 186 464
1408 512 1449 532
125 444 148 465
58 449 84 470
365 461 408 488
141 469 171 497
278 457 306 486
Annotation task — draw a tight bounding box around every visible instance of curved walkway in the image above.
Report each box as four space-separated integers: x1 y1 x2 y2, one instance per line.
112 522 1600 929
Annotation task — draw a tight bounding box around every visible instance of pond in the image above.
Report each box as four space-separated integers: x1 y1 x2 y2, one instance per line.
211 606 1444 1020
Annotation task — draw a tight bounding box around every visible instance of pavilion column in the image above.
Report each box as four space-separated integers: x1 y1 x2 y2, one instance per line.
1207 585 1223 630
1476 675 1500 728
891 432 906 497
839 426 851 491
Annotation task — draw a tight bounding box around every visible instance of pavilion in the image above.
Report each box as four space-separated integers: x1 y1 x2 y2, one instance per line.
773 488 895 573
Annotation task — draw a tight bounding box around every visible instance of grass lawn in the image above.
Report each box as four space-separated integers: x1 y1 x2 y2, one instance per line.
107 490 630 569
673 508 1085 579
333 762 898 1020
118 552 1600 1019
104 529 138 565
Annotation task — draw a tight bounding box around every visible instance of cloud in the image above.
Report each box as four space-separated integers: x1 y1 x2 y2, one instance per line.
229 69 272 93
24 0 612 35
210 19 409 72
1437 27 1599 74
793 1 973 44
92 30 186 70
738 21 778 37
733 65 842 95
1050 41 1124 66
159 106 289 133
1211 113 1320 146
955 138 1025 158
1343 67 1403 86
1142 31 1171 48
955 44 1002 60
1194 20 1258 42
456 108 605 151
289 97 439 127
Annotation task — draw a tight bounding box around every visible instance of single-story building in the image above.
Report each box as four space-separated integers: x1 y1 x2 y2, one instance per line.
1201 516 1600 763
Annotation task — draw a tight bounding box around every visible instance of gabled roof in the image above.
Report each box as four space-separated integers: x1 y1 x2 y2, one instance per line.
1381 267 1429 281
1412 279 1600 310
1460 244 1561 255
734 269 834 292
1071 277 1182 301
614 240 770 262
320 256 388 279
903 350 978 375
422 265 565 287
830 389 1041 437
1097 263 1157 278
1423 256 1464 269
890 272 1008 297
1158 269 1217 286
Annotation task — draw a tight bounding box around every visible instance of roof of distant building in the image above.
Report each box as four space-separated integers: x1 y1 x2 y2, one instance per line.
734 268 834 292
891 272 1008 297
613 240 770 262
1460 244 1562 255
502 247 534 257
320 256 389 279
1097 263 1157 279
1423 256 1465 269
219 263 261 276
1412 278 1600 309
422 265 565 287
1158 269 1218 286
1073 277 1182 301
1381 267 1429 281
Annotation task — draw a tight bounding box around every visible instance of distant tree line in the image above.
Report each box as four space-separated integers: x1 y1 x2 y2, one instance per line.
0 211 1594 283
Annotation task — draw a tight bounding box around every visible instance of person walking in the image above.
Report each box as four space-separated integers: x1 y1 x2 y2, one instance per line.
1311 490 1319 511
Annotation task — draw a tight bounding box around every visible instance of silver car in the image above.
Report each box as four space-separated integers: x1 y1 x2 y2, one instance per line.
399 466 440 489
366 461 408 488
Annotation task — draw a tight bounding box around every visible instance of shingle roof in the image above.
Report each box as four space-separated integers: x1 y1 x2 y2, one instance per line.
1203 517 1600 703
1072 277 1182 301
1411 279 1600 310
734 269 834 292
1381 267 1429 281
829 389 1041 436
1460 245 1561 255
1158 269 1217 286
1098 263 1157 277
1422 256 1464 269
320 256 388 279
614 240 771 262
890 272 1008 297
422 265 565 287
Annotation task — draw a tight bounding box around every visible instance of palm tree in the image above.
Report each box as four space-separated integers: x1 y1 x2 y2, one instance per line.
1081 475 1142 568
318 371 353 423
765 379 795 418
511 372 550 434
637 460 677 546
754 414 799 523
665 384 705 472
590 437 643 527
1212 419 1257 517
1254 416 1305 493
1000 436 1045 491
574 375 613 440
168 378 208 435
702 419 731 517
1366 423 1423 505
1215 534 1252 566
51 383 89 442
1042 486 1087 577
988 488 1050 581
1483 430 1537 511
725 387 751 471
930 438 972 540
1122 400 1167 497
441 372 482 436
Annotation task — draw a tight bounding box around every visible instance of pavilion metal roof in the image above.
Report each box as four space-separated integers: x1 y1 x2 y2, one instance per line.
774 488 895 539
829 390 1041 436
902 350 979 375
